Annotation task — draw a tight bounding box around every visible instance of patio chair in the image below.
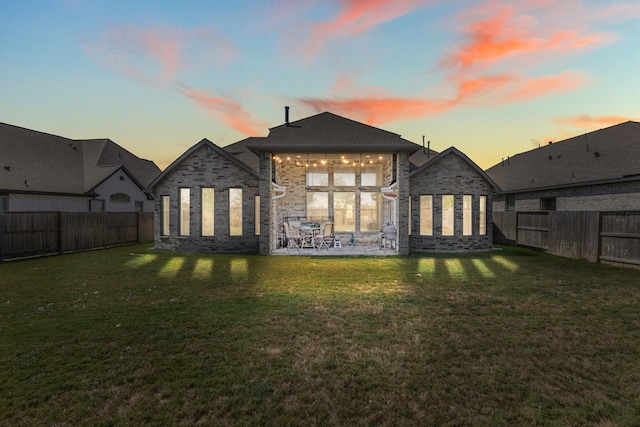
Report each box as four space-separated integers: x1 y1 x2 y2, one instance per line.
315 222 334 251
381 224 397 251
283 222 300 252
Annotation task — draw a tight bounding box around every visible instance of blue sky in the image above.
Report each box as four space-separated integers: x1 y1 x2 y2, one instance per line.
1 0 639 170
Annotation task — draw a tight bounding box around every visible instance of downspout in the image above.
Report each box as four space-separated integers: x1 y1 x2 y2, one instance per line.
271 182 287 200
380 182 398 226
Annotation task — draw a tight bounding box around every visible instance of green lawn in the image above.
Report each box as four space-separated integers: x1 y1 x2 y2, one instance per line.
1 245 639 426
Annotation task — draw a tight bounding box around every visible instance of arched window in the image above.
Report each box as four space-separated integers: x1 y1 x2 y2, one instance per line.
110 193 131 203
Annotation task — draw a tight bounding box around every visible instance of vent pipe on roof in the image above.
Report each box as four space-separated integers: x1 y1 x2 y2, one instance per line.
285 106 290 127
422 136 431 157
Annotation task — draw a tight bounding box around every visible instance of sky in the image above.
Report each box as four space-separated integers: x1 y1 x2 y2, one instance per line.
1 0 640 171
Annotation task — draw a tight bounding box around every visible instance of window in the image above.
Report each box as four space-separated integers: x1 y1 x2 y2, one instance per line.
202 188 214 236
255 195 260 235
161 196 170 236
442 195 454 236
479 196 487 236
110 193 130 203
179 188 190 236
408 196 412 235
361 164 382 187
307 166 328 186
306 192 329 222
506 194 515 211
135 201 144 212
420 195 433 236
229 188 242 236
541 197 556 211
360 192 381 231
463 195 473 236
334 192 356 232
90 199 104 212
0 195 7 212
333 164 356 186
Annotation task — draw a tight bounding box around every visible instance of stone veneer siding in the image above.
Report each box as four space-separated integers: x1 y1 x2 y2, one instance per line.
154 145 260 253
492 180 640 212
409 153 494 253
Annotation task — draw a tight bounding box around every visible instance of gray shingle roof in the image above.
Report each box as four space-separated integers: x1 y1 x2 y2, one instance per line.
485 121 640 193
247 112 422 153
0 122 160 195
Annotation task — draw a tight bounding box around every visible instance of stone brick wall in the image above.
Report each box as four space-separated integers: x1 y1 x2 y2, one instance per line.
492 180 640 212
153 144 260 253
267 154 403 252
409 153 494 252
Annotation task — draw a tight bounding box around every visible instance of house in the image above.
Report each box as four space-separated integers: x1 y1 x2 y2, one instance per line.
485 121 640 266
486 121 640 213
149 110 498 255
0 122 161 212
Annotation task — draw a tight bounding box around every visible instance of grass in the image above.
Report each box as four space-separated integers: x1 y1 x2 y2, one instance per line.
1 245 639 426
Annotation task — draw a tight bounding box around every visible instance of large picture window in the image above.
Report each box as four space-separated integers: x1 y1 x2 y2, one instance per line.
420 195 433 236
255 196 260 235
202 188 214 236
306 192 329 222
334 192 355 232
360 192 381 231
479 196 487 236
179 188 190 236
229 188 242 236
161 195 170 236
442 195 454 236
463 195 473 236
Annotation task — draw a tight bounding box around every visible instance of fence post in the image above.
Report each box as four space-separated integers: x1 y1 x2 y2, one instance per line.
57 212 63 254
0 213 4 261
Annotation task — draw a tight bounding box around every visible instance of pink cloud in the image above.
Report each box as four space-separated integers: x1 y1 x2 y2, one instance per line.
178 83 268 135
441 1 613 75
300 96 450 125
300 0 639 127
300 0 426 61
553 115 640 129
83 25 235 86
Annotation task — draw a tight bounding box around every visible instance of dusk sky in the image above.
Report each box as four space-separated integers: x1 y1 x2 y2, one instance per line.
2 0 639 170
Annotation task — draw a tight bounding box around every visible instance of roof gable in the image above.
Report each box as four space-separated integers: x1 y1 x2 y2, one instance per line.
410 146 500 191
148 138 259 190
486 121 640 193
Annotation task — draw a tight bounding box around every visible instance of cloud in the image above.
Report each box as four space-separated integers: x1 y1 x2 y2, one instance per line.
441 1 615 76
83 25 235 86
178 83 268 135
300 96 450 125
553 115 640 129
295 0 426 61
301 0 638 126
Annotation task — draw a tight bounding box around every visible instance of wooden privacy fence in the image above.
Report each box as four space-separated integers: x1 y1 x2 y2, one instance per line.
493 211 640 267
0 212 154 261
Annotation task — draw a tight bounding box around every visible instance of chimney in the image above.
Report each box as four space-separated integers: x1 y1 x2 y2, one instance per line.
285 106 290 127
422 135 426 154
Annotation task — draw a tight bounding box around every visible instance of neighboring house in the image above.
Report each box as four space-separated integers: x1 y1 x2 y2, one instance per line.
485 121 640 267
487 121 640 212
0 123 160 212
150 110 498 255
